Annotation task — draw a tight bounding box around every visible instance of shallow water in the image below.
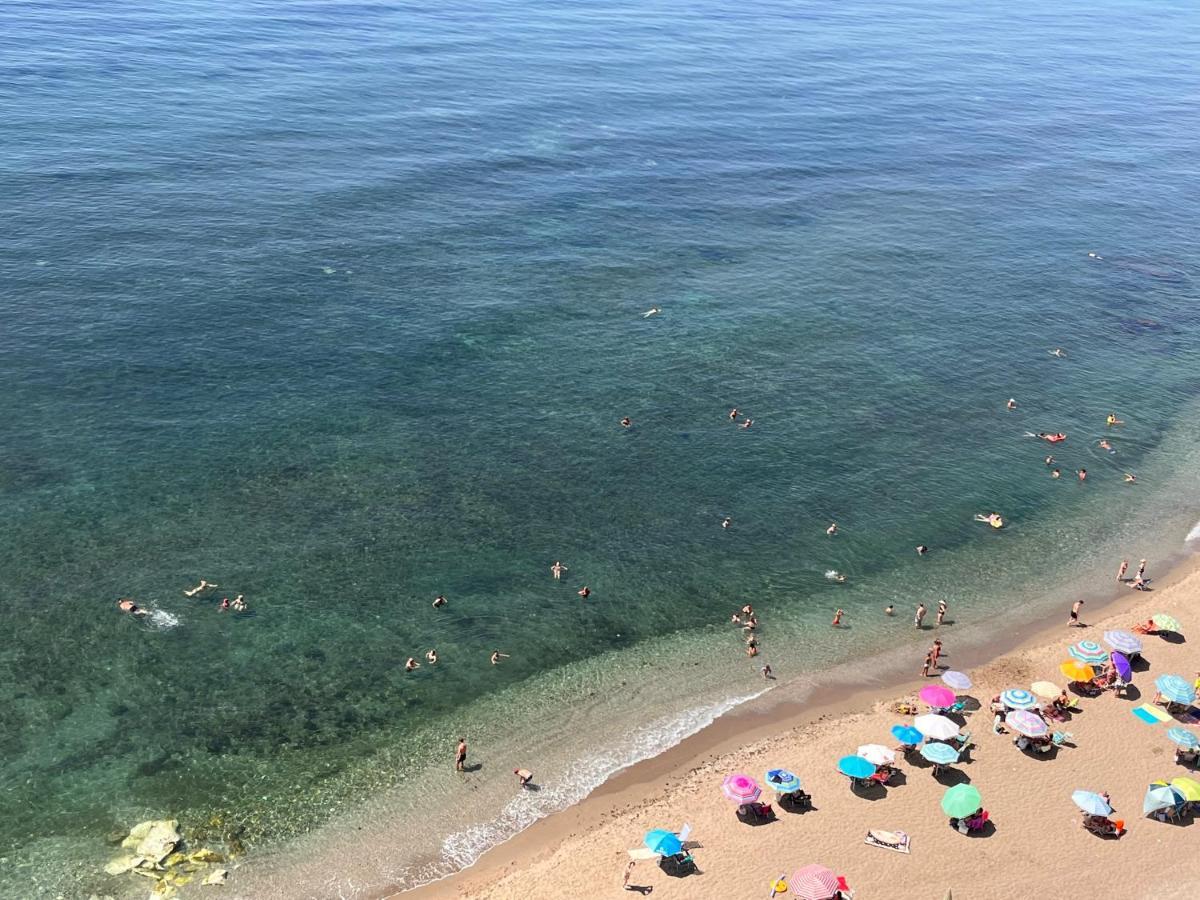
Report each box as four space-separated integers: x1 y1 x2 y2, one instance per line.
2 0 1200 896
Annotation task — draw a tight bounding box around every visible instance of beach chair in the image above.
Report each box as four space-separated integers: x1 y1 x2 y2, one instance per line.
780 789 812 812
1081 815 1124 837
869 767 893 786
736 801 775 825
1051 731 1073 747
659 852 697 877
1063 696 1082 712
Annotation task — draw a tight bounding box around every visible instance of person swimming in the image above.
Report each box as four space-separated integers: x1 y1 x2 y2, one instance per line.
884 605 895 616
728 407 739 421
1124 473 1137 483
1035 432 1067 443
577 586 591 599
231 595 246 612
722 516 732 529
620 417 632 428
184 580 216 597
740 418 753 429
405 657 420 672
1106 413 1124 426
916 545 929 556
425 649 439 664
825 570 846 583
219 597 230 612
433 594 447 608
974 513 1004 528
490 650 510 665
642 306 661 318
1050 348 1067 357
1077 468 1088 481
1006 398 1016 410
826 522 838 535
1099 439 1114 452
1051 468 1061 478
550 561 568 580
116 598 148 617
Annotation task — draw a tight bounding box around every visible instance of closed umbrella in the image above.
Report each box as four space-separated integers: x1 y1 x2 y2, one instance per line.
1170 777 1200 802
1103 630 1142 655
789 864 841 900
857 744 896 767
921 742 959 765
942 670 972 691
1152 613 1182 634
920 684 956 708
1031 681 1061 700
941 783 982 818
643 828 682 856
891 724 924 746
1167 728 1200 750
1071 790 1113 816
1067 640 1108 665
721 773 761 804
1060 660 1095 683
837 755 876 779
764 769 802 794
1000 688 1039 710
1006 709 1049 738
1144 784 1184 815
1111 652 1132 682
1155 674 1196 705
914 714 960 741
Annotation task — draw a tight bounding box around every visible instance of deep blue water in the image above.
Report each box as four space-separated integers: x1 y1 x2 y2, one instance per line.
2 1 1200 895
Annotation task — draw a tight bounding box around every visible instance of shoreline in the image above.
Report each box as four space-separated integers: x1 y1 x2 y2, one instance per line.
396 539 1200 898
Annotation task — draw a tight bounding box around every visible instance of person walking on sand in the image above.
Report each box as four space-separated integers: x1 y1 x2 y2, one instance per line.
921 650 934 678
455 738 468 772
832 608 844 627
1117 559 1129 582
1069 599 1084 627
915 603 927 628
550 561 567 580
936 599 947 626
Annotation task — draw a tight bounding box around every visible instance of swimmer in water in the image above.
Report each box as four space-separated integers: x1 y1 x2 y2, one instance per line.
825 570 846 583
1045 455 1055 465
1077 468 1087 482
1099 439 1114 452
916 545 929 556
1006 398 1017 410
219 597 230 612
728 407 739 421
885 605 895 616
730 613 743 625
1106 413 1124 426
1088 252 1103 260
1052 468 1061 478
550 561 568 580
490 650 510 665
1051 348 1067 357
1124 473 1137 483
433 594 447 608
826 522 838 535
642 306 661 318
184 580 216 597
741 604 754 616
405 657 420 672
231 595 246 612
116 598 148 617
577 586 591 599
426 649 438 664
722 516 732 529
740 418 753 429
620 417 632 428
832 608 844 627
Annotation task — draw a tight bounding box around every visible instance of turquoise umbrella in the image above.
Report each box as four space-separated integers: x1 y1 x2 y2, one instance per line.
764 768 801 793
1144 785 1184 816
921 742 959 765
837 755 876 779
891 724 923 745
1167 728 1200 750
1155 674 1196 705
643 828 682 856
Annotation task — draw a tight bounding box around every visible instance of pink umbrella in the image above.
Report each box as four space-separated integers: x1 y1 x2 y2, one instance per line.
919 684 956 708
721 773 761 804
789 863 841 900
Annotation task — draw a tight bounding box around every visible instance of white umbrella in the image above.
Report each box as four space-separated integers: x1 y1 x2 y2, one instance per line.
856 744 896 766
914 714 960 741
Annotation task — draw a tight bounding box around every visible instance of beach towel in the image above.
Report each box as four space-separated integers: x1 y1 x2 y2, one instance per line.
1134 704 1172 724
864 829 910 854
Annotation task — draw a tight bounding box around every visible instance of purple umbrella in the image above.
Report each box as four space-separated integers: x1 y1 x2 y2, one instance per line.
1112 652 1132 682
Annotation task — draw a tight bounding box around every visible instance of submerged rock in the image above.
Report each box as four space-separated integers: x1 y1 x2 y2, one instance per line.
188 848 223 863
120 820 181 863
201 868 228 886
102 855 138 875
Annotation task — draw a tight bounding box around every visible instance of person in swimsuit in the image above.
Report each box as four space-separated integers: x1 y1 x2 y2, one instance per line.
406 657 420 672
1077 468 1087 481
931 639 943 667
620 417 632 428
728 408 739 421
1117 559 1128 582
1137 559 1147 580
1124 473 1136 483
1051 468 1061 479
761 664 774 679
642 307 661 318
514 768 533 788
916 545 929 556
914 603 927 628
831 608 843 627
921 651 933 677
740 418 753 429
184 580 216 597
826 522 838 535
426 649 439 664
550 561 567 580
433 595 447 608
219 597 230 612
577 586 591 599
116 598 148 617
884 605 895 616
1006 399 1016 410
1107 413 1124 426
741 604 754 616
455 738 467 771
1069 599 1084 627
936 599 947 626
231 595 246 611
490 650 510 665
1098 439 1113 451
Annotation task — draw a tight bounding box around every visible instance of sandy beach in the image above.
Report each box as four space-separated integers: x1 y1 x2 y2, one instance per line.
402 556 1200 900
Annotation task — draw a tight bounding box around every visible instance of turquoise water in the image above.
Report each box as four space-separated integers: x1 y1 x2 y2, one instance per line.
3 0 1200 895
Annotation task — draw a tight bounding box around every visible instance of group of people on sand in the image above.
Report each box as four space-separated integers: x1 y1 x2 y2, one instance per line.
116 578 248 617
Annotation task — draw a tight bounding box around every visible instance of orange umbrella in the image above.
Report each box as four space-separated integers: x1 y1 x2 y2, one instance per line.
1059 659 1095 682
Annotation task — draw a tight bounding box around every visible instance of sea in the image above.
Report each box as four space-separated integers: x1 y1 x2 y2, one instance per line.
2 1 1200 896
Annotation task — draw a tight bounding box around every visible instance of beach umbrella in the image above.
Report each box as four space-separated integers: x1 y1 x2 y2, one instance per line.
837 755 876 779
919 685 956 708
1111 652 1132 682
764 768 801 794
643 828 682 856
1059 660 1095 683
1071 790 1113 816
1143 784 1183 815
789 864 841 900
941 783 982 818
1031 681 1061 700
721 773 761 804
1067 640 1109 665
1006 709 1049 738
1170 777 1200 802
942 670 972 691
921 742 959 765
1152 613 1182 634
914 714 960 741
1103 630 1142 655
1154 674 1196 705
891 724 923 746
856 744 896 767
999 688 1039 710
1167 728 1200 750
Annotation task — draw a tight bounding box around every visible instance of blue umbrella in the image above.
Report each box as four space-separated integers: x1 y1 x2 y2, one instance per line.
1167 728 1200 750
1111 652 1132 682
1155 674 1196 705
920 742 959 765
891 724 923 746
837 755 876 779
1000 688 1039 710
1143 785 1184 816
764 769 801 793
644 829 682 856
1072 790 1113 816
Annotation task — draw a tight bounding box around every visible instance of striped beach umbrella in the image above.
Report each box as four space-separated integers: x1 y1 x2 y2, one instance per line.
1143 784 1184 815
1071 790 1112 816
1152 613 1182 634
1006 709 1049 738
921 742 959 765
1154 674 1196 706
1067 640 1109 665
764 769 801 793
999 688 1039 710
1167 728 1200 750
919 684 956 708
1103 630 1143 656
914 714 960 741
891 724 923 746
789 864 841 900
1059 660 1095 683
721 773 761 804
941 670 972 691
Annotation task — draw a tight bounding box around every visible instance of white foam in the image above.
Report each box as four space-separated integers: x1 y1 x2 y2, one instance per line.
146 608 181 630
1186 519 1200 544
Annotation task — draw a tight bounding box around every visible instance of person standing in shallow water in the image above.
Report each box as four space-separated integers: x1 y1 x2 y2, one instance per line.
455 737 467 772
914 603 927 628
936 600 947 626
1117 559 1128 582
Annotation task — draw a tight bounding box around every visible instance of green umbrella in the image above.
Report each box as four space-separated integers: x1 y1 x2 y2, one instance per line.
940 783 982 818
